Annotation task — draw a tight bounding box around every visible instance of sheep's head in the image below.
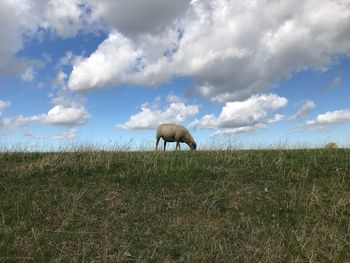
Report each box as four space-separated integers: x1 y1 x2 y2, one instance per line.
190 141 197 150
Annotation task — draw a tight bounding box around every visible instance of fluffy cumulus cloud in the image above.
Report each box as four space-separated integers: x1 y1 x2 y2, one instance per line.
0 0 43 76
306 109 350 126
1 99 88 138
66 0 350 101
0 0 188 76
68 32 142 91
31 105 89 126
0 0 86 76
192 93 287 135
289 100 316 120
3 0 350 101
118 95 199 130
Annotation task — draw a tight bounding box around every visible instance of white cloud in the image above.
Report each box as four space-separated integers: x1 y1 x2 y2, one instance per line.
21 67 35 82
50 51 88 109
66 0 350 101
50 52 88 112
68 32 142 91
0 0 86 77
0 100 30 133
0 100 88 138
3 0 350 101
2 115 32 127
49 92 84 108
57 51 76 68
166 93 184 103
45 0 83 38
289 100 316 120
307 109 350 126
0 100 11 116
211 124 266 137
0 116 32 136
32 105 89 126
192 93 287 136
53 128 78 140
118 95 199 130
52 70 68 88
0 0 44 76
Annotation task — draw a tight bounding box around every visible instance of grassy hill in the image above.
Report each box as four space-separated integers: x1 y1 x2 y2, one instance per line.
1 149 349 262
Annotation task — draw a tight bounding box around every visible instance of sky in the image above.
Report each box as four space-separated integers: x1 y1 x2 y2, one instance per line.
0 0 350 150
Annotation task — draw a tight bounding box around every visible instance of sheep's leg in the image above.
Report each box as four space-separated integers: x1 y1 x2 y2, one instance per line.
163 141 167 151
156 137 160 150
176 142 181 150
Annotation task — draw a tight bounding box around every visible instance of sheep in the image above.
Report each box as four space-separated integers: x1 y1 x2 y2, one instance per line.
156 123 197 151
324 142 338 149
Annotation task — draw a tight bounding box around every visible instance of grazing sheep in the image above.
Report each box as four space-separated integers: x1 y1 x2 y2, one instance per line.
324 142 338 149
156 123 197 151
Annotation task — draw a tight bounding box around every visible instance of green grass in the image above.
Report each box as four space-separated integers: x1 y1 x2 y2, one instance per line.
1 149 349 262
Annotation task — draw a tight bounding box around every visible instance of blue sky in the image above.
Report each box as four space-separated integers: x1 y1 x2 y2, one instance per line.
0 0 350 150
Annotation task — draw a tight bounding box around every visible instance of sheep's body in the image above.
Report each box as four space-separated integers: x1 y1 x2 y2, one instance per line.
324 143 338 149
156 123 197 151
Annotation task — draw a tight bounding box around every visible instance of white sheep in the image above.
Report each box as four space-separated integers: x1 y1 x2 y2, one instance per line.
156 123 197 151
